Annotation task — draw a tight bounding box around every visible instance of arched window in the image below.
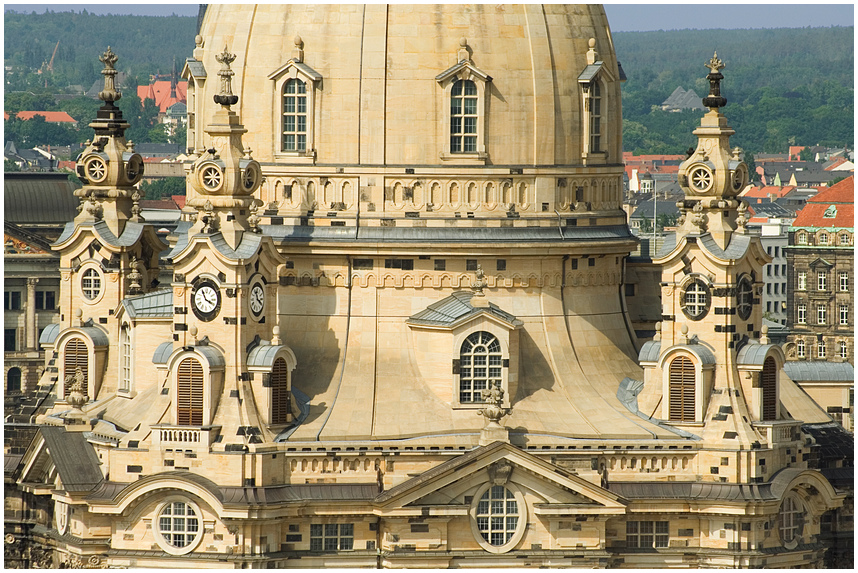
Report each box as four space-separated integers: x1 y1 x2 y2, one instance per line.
459 331 502 403
796 339 806 358
63 338 89 396
271 357 291 425
840 341 849 359
682 279 710 320
120 324 131 392
761 356 777 420
81 268 102 300
668 356 695 422
450 80 478 153
7 367 22 393
779 494 804 545
282 79 308 152
158 501 201 549
177 357 204 426
819 232 829 245
589 81 602 152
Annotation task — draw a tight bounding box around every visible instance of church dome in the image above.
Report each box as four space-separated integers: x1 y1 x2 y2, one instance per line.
192 4 622 170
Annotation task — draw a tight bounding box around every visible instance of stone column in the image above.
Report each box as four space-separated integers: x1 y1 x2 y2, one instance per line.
26 278 38 351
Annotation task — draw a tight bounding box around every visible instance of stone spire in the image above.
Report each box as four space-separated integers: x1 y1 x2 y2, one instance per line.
187 46 262 249
675 53 750 249
73 47 144 237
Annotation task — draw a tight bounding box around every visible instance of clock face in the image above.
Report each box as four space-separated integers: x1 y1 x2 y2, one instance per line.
249 283 265 317
191 280 221 321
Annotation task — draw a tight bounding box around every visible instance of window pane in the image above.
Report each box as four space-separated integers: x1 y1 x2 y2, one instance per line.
285 97 295 113
325 524 338 536
464 117 476 133
464 98 477 115
464 81 477 96
451 100 462 116
464 136 477 152
297 98 306 113
324 537 338 550
452 81 463 96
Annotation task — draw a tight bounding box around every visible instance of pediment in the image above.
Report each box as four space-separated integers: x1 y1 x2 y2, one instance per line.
808 257 834 270
268 59 322 83
376 442 626 515
435 60 492 86
15 427 103 496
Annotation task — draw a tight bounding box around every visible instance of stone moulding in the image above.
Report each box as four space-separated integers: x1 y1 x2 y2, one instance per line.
276 270 623 289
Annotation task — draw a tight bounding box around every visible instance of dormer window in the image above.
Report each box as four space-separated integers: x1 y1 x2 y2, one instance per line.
269 56 322 162
589 81 602 152
459 331 502 403
668 355 695 422
819 232 829 245
436 48 491 164
797 232 807 245
177 357 204 426
282 79 308 152
451 80 478 153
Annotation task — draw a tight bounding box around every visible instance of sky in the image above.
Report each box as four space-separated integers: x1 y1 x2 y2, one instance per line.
3 2 855 31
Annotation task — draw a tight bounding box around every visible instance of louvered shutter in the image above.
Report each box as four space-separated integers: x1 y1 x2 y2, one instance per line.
63 338 89 396
761 357 777 420
668 356 695 422
177 358 204 426
271 357 290 424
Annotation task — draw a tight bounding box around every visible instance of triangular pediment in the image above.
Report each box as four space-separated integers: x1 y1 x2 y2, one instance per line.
808 257 834 270
376 442 626 515
435 60 492 85
15 427 103 496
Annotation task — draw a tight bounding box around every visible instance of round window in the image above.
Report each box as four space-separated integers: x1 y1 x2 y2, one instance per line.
469 483 526 553
688 166 713 193
156 500 203 555
200 165 223 192
81 267 103 301
681 279 711 321
736 277 753 320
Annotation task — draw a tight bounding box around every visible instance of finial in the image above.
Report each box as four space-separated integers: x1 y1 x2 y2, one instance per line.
98 46 121 104
586 37 598 65
471 264 486 297
74 308 83 327
702 51 727 109
127 256 142 295
292 34 304 62
458 37 470 62
189 324 198 341
680 323 690 344
272 325 281 346
654 321 661 342
130 190 143 222
760 324 770 345
214 46 239 106
478 382 509 427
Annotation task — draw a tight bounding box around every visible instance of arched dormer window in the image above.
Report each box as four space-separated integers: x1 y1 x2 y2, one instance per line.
436 57 491 164
268 57 322 162
177 357 204 426
282 78 308 152
761 356 778 421
64 337 89 397
451 79 478 153
589 80 602 152
459 331 502 403
271 357 291 425
668 355 695 422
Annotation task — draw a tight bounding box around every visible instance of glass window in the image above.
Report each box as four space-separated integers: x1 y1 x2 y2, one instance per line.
475 486 519 546
797 304 807 324
626 521 670 549
840 272 848 292
839 233 849 246
682 279 710 320
840 305 849 326
459 331 503 403
7 367 22 393
796 339 806 358
120 325 131 392
779 495 803 544
159 501 200 549
589 81 601 152
817 304 827 325
819 233 829 245
839 341 848 359
818 341 827 359
797 233 807 245
736 278 753 320
4 291 22 310
282 79 308 152
450 80 478 153
310 523 353 551
35 291 56 310
81 268 103 300
817 271 827 291
4 329 16 352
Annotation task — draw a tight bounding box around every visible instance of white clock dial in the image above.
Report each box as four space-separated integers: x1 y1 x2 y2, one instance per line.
194 285 218 313
249 284 265 315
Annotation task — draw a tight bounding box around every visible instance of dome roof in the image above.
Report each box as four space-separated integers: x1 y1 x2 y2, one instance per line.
194 4 622 167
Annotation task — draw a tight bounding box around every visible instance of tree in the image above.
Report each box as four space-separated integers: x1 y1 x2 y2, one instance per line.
141 177 186 200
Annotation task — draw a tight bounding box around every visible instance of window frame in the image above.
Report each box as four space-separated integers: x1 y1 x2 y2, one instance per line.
840 305 849 326
436 63 491 164
817 341 827 359
4 290 22 311
667 355 696 422
736 276 754 320
817 304 827 325
797 304 807 324
798 271 807 291
457 331 504 405
309 523 354 552
154 499 205 556
778 494 805 549
819 232 829 245
119 323 132 394
796 339 806 358
840 272 848 292
817 271 827 291
7 367 22 394
269 61 321 163
281 78 309 153
626 520 670 549
839 233 850 246
839 341 848 359
79 264 105 303
680 278 711 321
469 482 527 554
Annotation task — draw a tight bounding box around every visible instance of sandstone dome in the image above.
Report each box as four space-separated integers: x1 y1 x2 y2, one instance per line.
191 4 623 170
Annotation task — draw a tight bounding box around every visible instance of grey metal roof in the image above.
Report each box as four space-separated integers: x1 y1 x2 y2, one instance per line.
638 340 661 363
408 290 520 328
78 326 110 347
265 224 635 244
219 483 378 505
655 233 677 257
247 344 287 369
40 427 103 492
3 172 79 225
669 343 716 365
121 288 174 319
699 232 751 260
577 62 603 83
292 61 323 81
184 58 206 78
616 377 701 441
783 361 854 382
608 481 775 501
39 323 61 345
630 200 680 220
192 345 226 368
736 342 778 367
210 231 263 260
152 342 173 365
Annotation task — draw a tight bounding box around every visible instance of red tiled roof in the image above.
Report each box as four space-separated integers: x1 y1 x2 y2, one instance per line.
792 176 853 229
172 195 186 209
5 111 78 123
137 80 189 113
741 185 796 199
823 156 848 170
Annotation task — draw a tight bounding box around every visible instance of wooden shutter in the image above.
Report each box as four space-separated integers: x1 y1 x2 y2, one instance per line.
177 358 204 426
668 356 695 422
63 338 89 396
271 357 291 424
761 357 777 421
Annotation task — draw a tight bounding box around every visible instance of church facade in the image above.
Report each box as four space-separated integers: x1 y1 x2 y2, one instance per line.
7 5 850 569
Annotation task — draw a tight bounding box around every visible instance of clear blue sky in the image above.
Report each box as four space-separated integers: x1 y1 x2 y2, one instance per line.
4 3 855 31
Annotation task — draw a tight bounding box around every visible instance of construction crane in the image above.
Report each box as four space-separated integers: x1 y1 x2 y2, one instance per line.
47 40 59 72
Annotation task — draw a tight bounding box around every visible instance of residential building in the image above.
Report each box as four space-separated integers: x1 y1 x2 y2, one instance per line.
3 110 78 127
659 86 705 112
785 175 854 366
5 6 850 570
